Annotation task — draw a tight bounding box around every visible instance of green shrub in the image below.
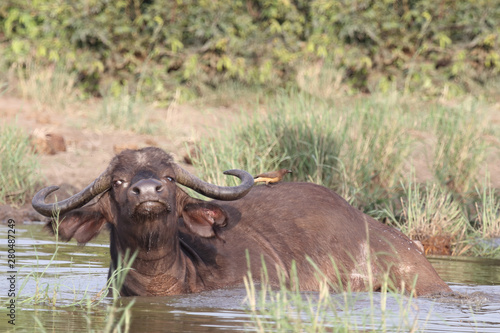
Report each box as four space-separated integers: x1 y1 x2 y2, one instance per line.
1 0 498 101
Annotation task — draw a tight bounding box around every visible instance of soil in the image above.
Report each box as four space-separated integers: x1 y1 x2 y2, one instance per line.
0 95 248 223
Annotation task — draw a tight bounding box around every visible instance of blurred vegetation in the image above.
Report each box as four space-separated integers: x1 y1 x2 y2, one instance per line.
1 0 499 102
0 123 40 205
96 92 158 134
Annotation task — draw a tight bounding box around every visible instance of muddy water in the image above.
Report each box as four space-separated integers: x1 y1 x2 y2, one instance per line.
1 222 499 332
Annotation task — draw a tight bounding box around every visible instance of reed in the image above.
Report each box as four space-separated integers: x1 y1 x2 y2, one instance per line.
10 212 136 332
244 255 422 333
192 90 413 209
383 174 470 254
473 174 500 239
191 89 499 256
0 123 40 205
428 102 490 194
12 61 78 113
96 92 158 134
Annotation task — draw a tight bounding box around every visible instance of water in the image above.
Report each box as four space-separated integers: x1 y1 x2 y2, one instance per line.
1 222 499 332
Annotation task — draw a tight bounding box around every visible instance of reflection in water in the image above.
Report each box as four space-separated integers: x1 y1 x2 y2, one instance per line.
0 223 499 332
428 256 500 286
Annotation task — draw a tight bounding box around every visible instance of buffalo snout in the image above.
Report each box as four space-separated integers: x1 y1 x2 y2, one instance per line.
131 179 164 197
129 178 170 217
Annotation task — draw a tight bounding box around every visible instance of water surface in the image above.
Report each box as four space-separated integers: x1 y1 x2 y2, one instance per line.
1 223 499 332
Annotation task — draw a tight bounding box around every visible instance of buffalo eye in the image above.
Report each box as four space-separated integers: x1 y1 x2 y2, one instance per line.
113 180 124 187
165 176 175 182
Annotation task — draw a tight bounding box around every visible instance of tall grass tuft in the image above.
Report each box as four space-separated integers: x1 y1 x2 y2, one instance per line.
191 91 344 187
473 174 500 239
244 255 421 332
100 248 137 333
338 97 414 209
96 93 158 134
0 123 40 205
192 90 413 210
191 89 498 254
378 172 473 255
429 103 489 194
384 174 470 255
12 61 78 112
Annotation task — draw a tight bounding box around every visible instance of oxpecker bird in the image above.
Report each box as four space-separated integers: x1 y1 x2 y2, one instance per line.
254 169 292 186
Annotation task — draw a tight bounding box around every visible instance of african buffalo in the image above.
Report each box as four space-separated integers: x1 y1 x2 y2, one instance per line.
32 147 451 296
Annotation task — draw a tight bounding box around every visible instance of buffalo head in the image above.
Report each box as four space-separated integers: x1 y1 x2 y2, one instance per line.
32 147 255 294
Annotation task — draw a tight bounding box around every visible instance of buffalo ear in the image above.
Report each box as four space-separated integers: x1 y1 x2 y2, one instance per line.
181 202 228 238
46 194 111 244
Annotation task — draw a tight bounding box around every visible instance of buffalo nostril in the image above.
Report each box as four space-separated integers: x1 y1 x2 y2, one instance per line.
130 179 163 197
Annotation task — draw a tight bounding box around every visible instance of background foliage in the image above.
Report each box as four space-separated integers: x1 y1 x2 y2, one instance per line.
1 0 498 101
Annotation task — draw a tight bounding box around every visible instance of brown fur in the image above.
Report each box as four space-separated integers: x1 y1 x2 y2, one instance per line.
46 148 451 296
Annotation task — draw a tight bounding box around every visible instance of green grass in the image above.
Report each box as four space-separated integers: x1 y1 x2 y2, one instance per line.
192 90 414 209
382 172 500 257
459 173 500 257
95 92 159 134
383 174 471 252
429 101 490 194
244 256 422 333
191 89 500 257
473 174 500 239
9 213 136 332
12 61 79 112
0 123 40 205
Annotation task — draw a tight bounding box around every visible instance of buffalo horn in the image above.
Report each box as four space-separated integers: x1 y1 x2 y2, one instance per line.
172 165 254 200
32 164 113 217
